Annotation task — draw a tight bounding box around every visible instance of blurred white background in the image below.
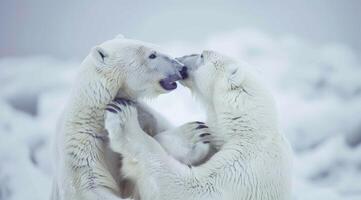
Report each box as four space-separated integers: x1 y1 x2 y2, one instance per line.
1 1 361 200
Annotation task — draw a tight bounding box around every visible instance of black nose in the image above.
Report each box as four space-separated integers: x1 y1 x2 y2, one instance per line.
179 66 188 79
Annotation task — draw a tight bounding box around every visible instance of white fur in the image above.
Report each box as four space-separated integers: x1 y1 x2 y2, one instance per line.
52 37 211 200
106 50 293 200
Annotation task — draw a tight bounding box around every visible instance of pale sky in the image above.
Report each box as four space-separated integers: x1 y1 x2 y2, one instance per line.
1 0 360 59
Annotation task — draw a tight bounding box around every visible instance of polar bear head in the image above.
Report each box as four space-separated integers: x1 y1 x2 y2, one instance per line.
88 36 186 99
177 50 278 136
177 50 247 100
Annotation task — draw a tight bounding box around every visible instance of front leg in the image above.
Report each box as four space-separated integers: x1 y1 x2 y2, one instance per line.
154 122 213 166
105 98 166 157
106 99 219 200
131 102 214 166
105 98 174 200
105 98 213 166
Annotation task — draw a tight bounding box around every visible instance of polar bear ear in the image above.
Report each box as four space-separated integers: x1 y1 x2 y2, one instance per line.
91 46 108 64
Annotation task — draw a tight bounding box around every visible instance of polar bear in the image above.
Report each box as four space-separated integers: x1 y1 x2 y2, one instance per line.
105 50 293 200
52 36 213 200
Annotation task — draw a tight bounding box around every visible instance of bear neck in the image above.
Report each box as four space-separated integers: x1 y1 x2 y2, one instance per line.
64 66 122 133
206 81 279 144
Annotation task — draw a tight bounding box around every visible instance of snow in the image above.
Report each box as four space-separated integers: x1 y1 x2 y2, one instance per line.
1 30 361 199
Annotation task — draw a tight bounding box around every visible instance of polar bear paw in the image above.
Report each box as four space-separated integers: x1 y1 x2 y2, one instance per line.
179 121 212 143
180 121 213 165
156 121 213 165
106 98 138 125
105 98 139 150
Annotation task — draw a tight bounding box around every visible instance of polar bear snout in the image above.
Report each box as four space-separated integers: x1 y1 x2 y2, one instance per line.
176 54 203 74
179 66 188 79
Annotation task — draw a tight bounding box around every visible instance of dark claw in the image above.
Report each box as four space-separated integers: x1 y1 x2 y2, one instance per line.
105 107 117 113
107 103 122 112
196 124 208 130
125 99 134 105
114 98 127 106
200 133 211 137
203 141 210 144
114 98 134 106
195 121 205 124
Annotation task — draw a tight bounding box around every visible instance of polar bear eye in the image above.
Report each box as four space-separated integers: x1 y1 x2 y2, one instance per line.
200 54 204 59
149 53 157 59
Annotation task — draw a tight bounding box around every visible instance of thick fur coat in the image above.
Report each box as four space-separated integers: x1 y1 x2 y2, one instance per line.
105 50 293 200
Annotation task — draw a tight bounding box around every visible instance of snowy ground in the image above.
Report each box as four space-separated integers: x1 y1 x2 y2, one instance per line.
1 30 361 200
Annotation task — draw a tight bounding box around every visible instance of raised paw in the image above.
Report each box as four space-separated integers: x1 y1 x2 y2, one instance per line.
104 98 138 144
179 121 213 165
106 98 137 124
180 121 212 144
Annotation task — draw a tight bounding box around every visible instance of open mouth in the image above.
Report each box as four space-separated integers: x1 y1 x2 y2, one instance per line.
159 74 182 91
159 79 178 91
159 67 188 91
